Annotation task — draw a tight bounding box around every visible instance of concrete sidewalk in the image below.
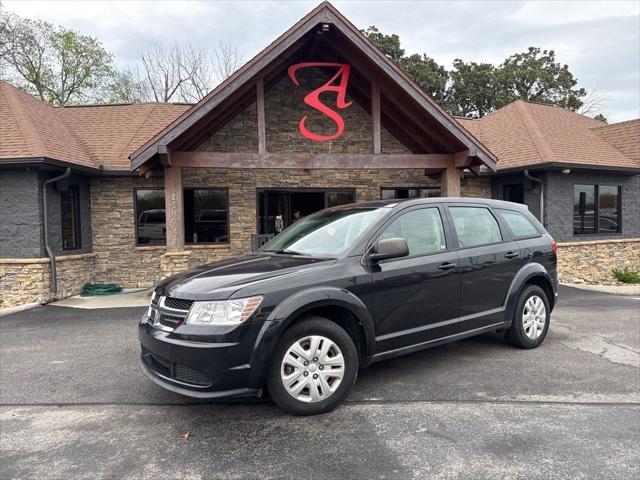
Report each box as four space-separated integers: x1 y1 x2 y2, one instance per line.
50 288 153 309
561 282 640 296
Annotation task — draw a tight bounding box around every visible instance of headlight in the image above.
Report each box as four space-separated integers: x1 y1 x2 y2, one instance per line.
186 296 263 326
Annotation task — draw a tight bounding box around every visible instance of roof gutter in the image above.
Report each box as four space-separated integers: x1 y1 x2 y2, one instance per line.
524 169 544 224
43 167 71 294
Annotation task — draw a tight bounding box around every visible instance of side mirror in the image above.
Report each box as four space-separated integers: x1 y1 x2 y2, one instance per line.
369 237 409 262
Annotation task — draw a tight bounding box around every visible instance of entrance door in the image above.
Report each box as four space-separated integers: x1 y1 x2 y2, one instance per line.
258 189 355 234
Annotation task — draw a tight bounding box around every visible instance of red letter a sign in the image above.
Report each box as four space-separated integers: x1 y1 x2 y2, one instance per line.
287 62 352 142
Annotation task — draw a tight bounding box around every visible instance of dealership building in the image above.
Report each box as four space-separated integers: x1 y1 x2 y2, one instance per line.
1 2 638 310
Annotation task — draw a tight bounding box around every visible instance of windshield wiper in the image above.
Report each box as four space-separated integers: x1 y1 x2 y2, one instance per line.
267 248 306 256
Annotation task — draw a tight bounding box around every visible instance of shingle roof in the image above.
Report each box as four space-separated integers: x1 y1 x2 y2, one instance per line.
455 100 639 171
592 119 640 164
0 81 190 172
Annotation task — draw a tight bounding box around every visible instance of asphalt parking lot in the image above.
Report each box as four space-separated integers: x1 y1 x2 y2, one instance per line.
1 286 639 479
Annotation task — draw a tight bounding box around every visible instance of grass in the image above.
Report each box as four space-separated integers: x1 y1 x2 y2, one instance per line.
612 267 640 284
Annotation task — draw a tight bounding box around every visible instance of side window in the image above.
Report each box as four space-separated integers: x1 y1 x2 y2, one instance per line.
379 208 446 256
496 209 539 239
449 206 502 248
61 186 81 250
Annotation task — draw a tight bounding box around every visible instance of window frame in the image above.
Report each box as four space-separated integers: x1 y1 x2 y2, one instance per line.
495 208 542 241
380 187 441 200
183 186 231 245
444 204 507 250
573 183 622 236
133 187 166 247
366 204 452 262
60 185 81 251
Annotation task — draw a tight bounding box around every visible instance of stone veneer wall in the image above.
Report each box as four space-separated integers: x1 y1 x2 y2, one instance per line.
198 68 410 155
89 172 491 287
0 254 95 310
557 238 640 285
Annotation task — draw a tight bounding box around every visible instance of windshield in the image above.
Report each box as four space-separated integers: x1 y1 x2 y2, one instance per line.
261 207 385 257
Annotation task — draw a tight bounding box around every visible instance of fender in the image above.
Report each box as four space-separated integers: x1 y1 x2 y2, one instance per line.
244 287 377 388
269 286 376 363
504 263 555 326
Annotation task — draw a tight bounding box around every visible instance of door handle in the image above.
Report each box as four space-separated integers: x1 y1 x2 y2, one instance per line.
504 252 520 259
437 262 457 271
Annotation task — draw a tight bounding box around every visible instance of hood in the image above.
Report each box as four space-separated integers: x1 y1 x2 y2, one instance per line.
156 253 333 300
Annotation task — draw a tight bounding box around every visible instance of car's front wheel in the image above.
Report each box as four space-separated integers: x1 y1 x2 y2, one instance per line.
505 285 550 349
267 317 358 415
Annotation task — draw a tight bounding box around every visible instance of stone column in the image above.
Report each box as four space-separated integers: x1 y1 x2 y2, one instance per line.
164 165 185 252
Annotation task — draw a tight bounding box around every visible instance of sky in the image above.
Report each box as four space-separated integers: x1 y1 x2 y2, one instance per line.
3 0 639 122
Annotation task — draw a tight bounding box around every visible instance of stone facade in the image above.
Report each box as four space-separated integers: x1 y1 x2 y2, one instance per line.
198 68 409 155
0 253 95 310
556 238 640 285
88 171 491 288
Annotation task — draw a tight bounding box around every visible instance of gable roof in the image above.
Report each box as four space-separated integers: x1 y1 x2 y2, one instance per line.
129 1 497 172
0 81 189 173
456 100 640 172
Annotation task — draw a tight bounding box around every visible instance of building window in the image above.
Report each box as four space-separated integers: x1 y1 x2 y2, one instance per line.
184 188 229 244
574 184 621 235
60 186 81 250
503 183 524 204
135 189 166 245
380 187 440 200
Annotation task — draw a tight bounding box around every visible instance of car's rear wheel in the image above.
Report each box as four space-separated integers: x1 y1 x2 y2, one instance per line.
267 317 358 416
505 285 550 349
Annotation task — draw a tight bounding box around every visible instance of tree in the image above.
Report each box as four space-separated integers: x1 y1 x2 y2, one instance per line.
0 12 114 105
448 60 499 118
496 47 587 111
362 26 404 62
578 88 610 119
108 41 243 104
399 54 448 105
594 113 608 123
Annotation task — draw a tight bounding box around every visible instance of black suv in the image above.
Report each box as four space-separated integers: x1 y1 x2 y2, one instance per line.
139 198 558 415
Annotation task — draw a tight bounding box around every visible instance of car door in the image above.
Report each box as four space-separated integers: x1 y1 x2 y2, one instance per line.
368 205 461 353
445 203 523 331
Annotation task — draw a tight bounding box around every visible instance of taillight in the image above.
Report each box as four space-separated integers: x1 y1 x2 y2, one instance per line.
551 241 557 253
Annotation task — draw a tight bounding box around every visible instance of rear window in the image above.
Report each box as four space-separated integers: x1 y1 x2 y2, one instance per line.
497 209 539 239
449 206 502 248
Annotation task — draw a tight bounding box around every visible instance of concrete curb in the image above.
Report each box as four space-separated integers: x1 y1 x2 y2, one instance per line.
0 302 41 317
561 282 640 296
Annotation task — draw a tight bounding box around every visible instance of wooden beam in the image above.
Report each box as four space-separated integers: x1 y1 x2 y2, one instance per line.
454 150 471 168
371 82 381 154
164 165 185 252
256 78 266 154
440 165 461 197
172 151 455 170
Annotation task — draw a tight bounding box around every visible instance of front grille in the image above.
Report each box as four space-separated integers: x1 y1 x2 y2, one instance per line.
175 364 211 386
164 297 194 311
147 295 191 332
144 349 212 387
159 315 183 329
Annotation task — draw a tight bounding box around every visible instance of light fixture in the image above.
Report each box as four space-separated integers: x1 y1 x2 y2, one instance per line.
322 23 330 32
562 169 571 175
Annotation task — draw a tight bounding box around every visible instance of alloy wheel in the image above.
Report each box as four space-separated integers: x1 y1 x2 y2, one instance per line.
280 335 345 403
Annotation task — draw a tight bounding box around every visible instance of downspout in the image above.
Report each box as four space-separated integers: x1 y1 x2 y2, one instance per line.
523 169 544 225
43 168 71 294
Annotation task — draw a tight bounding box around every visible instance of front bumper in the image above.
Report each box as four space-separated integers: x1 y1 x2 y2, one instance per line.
138 317 271 399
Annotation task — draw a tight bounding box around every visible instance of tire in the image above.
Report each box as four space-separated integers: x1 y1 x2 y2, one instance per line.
267 316 358 416
505 285 551 349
